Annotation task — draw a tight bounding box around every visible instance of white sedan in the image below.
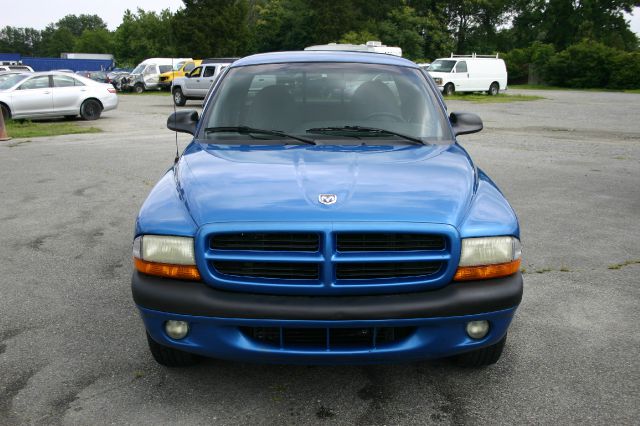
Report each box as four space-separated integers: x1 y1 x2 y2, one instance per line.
0 71 118 121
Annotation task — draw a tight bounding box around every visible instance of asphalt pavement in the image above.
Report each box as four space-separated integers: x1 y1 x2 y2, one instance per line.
1 90 638 425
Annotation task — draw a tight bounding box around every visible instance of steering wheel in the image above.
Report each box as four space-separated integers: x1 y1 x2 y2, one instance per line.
365 112 405 122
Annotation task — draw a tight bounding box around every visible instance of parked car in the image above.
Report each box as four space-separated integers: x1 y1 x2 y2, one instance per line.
0 71 118 121
132 51 523 368
75 70 110 84
0 65 34 72
158 60 202 90
428 54 507 96
121 58 191 93
171 59 235 105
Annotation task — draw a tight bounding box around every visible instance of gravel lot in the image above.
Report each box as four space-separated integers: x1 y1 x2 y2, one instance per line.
1 90 639 425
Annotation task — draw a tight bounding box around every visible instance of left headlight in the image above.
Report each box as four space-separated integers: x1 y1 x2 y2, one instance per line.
454 236 521 281
133 235 201 281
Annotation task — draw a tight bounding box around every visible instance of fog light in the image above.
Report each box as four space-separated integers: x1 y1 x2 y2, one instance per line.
165 320 189 340
466 320 489 339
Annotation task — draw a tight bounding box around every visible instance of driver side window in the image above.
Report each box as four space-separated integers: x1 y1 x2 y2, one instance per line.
190 67 202 78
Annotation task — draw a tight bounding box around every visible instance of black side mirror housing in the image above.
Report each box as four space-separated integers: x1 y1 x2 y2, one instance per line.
167 110 199 135
449 112 483 136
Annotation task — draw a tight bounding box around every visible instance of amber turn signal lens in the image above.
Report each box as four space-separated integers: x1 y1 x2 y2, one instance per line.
454 259 521 281
134 257 201 281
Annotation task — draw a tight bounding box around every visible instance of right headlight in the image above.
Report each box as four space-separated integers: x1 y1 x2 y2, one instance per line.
454 236 521 281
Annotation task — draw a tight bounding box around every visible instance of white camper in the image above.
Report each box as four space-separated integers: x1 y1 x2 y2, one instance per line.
428 54 507 96
305 41 402 57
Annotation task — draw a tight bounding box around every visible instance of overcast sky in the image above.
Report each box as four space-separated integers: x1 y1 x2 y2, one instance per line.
1 1 639 35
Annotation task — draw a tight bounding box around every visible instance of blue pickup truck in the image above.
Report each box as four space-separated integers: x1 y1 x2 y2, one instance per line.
131 51 522 368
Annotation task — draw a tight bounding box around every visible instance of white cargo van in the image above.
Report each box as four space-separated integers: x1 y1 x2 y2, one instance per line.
428 54 507 96
125 58 192 92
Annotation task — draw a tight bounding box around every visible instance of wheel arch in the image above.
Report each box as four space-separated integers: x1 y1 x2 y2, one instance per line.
0 101 11 119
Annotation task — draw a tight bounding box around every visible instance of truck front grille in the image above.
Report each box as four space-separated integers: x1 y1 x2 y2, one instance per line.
240 326 416 350
200 223 458 295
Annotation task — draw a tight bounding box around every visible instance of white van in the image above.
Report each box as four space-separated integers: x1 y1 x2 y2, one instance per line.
125 58 191 92
428 54 507 96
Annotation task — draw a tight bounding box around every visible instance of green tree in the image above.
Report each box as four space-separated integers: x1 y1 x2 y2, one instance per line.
114 9 177 66
56 14 108 37
172 0 252 57
74 28 115 54
39 25 75 56
0 26 42 55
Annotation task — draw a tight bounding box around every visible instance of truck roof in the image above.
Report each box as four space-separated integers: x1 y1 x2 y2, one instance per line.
232 51 418 68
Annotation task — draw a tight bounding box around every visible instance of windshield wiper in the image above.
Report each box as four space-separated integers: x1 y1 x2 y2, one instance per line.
204 126 316 145
306 126 424 145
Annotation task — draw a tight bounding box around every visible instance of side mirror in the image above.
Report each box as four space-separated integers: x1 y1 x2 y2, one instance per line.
449 112 483 136
167 110 199 135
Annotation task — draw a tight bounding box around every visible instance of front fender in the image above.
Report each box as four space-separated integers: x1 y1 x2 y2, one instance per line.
458 169 519 238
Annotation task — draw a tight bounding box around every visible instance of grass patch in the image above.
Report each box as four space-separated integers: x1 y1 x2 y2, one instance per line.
607 259 640 270
4 120 101 139
511 84 640 94
445 93 544 103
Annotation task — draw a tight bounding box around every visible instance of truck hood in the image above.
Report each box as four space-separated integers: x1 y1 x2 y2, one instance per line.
177 143 476 226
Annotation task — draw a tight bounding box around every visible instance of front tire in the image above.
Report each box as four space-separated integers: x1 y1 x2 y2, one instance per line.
134 83 145 94
173 87 186 106
488 82 500 96
80 99 102 121
146 332 199 367
454 335 506 367
443 83 455 96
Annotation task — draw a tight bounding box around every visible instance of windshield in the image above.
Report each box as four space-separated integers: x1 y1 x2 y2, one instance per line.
200 62 451 144
0 74 28 90
131 64 145 74
428 60 457 73
173 61 187 71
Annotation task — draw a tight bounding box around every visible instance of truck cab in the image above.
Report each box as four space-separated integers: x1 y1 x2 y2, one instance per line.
171 60 234 106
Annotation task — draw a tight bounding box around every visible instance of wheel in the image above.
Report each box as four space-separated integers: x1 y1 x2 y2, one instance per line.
488 82 500 96
454 335 506 367
146 332 199 367
443 83 455 96
134 83 145 94
173 87 186 106
1 103 10 121
80 99 102 121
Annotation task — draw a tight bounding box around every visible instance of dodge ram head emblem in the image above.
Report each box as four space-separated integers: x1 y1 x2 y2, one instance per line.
319 194 337 205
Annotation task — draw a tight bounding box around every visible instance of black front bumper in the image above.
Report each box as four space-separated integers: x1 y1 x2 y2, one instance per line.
132 271 523 320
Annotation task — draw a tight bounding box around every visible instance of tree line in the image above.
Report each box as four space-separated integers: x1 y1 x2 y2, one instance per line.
1 0 639 88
